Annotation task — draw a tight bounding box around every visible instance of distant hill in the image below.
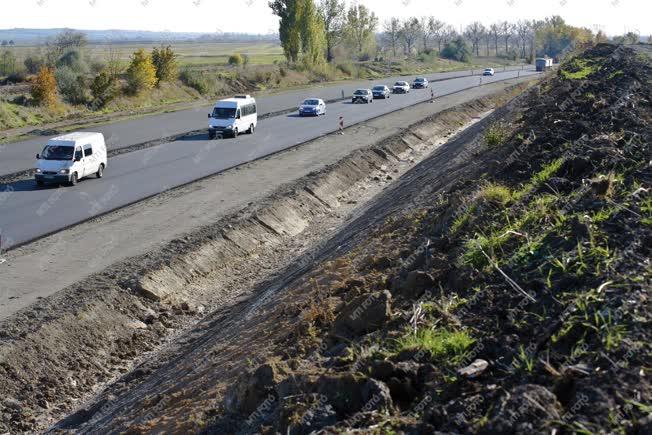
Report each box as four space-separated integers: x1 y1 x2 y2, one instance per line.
0 28 279 45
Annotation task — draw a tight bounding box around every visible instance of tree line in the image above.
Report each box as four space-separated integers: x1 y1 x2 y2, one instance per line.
270 0 640 66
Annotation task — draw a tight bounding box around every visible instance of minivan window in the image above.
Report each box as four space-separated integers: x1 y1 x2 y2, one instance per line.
212 107 236 119
74 148 83 161
83 144 93 157
40 145 74 161
241 103 256 116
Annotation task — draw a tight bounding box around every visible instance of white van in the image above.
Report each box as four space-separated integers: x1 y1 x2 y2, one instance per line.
35 132 107 187
208 95 257 139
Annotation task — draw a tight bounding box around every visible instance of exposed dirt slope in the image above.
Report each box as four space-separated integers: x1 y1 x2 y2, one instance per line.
198 44 650 433
0 82 532 433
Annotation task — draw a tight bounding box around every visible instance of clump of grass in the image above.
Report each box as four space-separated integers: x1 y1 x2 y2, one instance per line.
514 157 565 199
477 183 513 206
393 327 474 365
484 124 508 148
560 57 601 80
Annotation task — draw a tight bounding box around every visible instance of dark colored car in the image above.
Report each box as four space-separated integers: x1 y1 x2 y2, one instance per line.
413 77 429 88
372 85 391 99
352 89 373 104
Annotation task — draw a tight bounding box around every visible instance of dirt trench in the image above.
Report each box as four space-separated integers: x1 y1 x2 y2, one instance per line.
0 83 532 433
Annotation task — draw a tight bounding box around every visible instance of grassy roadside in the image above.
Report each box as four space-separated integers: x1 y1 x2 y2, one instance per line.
0 55 523 143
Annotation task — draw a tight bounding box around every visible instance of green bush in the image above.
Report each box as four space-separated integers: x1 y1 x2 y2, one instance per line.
24 55 44 74
441 37 472 63
125 49 157 94
55 66 88 104
0 49 17 76
151 45 178 83
179 69 210 94
56 49 88 73
90 70 119 109
228 53 243 66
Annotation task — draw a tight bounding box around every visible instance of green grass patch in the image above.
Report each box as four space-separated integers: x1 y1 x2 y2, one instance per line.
392 327 475 365
560 57 602 80
484 124 508 148
514 157 565 199
477 183 513 206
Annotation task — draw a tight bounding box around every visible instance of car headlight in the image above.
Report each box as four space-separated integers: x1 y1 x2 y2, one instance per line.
59 169 70 174
35 168 42 173
226 125 233 129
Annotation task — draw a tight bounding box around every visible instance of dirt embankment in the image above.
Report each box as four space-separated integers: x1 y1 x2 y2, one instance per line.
0 81 532 433
192 44 648 433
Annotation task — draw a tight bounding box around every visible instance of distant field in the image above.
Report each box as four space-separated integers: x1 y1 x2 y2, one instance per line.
10 41 286 67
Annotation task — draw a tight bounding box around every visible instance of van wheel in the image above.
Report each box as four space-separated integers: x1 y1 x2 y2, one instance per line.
208 130 216 140
70 172 78 186
248 124 255 134
96 164 104 179
233 128 238 138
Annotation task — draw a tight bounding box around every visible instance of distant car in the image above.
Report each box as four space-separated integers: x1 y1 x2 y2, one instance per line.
392 81 410 94
352 89 373 104
299 98 326 116
372 85 391 99
482 68 495 76
412 77 429 88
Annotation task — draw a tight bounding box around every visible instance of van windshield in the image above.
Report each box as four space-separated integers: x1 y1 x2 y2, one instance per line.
303 99 320 105
212 107 236 119
41 145 74 160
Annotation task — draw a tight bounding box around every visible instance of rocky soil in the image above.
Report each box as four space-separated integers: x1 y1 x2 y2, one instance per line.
205 44 651 433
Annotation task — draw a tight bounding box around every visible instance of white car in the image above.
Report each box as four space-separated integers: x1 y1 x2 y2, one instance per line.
208 94 257 138
482 68 495 76
35 132 107 187
299 98 326 116
392 81 410 94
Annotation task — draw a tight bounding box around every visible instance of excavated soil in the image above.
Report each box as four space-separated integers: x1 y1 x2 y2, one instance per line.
196 44 650 434
0 82 534 433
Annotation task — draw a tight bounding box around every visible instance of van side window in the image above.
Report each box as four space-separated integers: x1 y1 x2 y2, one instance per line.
236 109 241 119
83 144 93 157
74 148 83 160
241 103 256 117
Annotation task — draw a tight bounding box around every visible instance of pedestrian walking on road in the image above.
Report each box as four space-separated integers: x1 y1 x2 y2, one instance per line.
338 116 344 134
430 88 435 103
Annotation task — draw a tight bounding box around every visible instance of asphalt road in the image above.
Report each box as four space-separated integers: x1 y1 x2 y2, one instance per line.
0 66 528 177
0 69 539 249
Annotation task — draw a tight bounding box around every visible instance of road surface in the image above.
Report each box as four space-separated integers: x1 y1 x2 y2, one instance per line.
0 66 527 177
0 69 539 249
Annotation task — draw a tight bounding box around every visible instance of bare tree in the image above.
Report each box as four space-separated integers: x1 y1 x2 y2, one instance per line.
319 0 346 62
464 22 486 56
489 23 500 55
515 20 532 59
383 18 401 57
500 21 514 53
400 18 422 56
420 17 435 51
428 19 446 53
442 25 456 47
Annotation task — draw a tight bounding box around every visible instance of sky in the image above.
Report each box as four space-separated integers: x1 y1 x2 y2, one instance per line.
1 0 649 37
